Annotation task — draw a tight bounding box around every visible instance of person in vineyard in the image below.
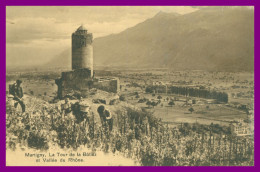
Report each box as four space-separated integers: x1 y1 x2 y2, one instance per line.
72 101 90 125
97 105 113 132
61 97 72 116
10 80 25 113
97 105 106 127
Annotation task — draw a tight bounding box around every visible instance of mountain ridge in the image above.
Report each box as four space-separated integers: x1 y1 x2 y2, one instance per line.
45 8 254 72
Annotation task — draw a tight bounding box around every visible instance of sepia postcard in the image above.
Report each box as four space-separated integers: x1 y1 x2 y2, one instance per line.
6 6 254 166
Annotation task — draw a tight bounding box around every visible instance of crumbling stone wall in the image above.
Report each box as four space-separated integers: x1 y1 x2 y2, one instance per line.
55 69 119 99
93 78 119 93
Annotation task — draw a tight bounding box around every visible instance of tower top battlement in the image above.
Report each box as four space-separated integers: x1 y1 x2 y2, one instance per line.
73 25 91 35
77 25 87 31
72 25 93 44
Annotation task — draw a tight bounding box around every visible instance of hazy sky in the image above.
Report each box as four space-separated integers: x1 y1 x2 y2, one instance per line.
6 6 198 67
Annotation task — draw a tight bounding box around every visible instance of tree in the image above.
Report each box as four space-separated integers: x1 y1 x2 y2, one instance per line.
189 107 194 114
168 101 175 107
119 95 126 101
151 101 157 108
146 101 152 108
138 98 146 103
157 95 162 100
145 86 153 93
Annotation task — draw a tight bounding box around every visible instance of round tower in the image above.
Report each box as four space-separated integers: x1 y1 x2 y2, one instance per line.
72 25 93 77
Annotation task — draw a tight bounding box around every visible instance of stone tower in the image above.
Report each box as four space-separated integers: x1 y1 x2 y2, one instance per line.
55 25 119 99
72 25 93 77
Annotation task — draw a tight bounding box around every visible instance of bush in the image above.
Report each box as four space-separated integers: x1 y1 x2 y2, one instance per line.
168 101 175 107
119 95 126 101
188 107 194 113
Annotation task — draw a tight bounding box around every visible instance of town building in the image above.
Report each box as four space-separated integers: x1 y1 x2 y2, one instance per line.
230 119 253 136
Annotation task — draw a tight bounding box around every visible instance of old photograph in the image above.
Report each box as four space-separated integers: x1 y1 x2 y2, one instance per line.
6 6 254 166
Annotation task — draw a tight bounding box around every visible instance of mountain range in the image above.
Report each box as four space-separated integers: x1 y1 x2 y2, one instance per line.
46 7 254 72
